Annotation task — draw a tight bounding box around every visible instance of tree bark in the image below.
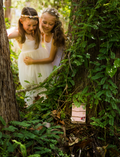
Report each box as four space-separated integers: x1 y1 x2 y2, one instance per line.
0 0 19 129
5 0 11 22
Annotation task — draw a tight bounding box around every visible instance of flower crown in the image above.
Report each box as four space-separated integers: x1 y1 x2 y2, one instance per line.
21 15 39 18
43 8 60 17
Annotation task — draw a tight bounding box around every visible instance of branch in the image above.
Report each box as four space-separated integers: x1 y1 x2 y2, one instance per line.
16 64 65 93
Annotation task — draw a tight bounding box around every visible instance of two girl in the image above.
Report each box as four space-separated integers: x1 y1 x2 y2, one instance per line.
24 8 65 67
8 7 65 105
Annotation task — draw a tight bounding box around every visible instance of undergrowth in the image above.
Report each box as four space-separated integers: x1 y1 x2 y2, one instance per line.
3 0 120 156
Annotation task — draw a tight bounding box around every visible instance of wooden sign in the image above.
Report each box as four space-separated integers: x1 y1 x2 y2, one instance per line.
71 103 86 124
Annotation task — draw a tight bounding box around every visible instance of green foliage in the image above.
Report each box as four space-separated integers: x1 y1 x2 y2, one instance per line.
0 119 64 157
0 116 6 126
7 35 68 157
12 140 27 157
6 0 120 156
68 0 120 152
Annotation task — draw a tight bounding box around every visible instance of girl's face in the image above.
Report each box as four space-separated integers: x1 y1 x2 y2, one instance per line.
20 18 38 34
40 12 56 34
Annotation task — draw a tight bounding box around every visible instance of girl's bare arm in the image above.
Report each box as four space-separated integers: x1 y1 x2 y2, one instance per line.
7 27 20 39
24 39 58 65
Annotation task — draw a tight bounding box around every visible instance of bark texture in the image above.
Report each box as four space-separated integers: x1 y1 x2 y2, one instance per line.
0 0 19 129
5 0 11 22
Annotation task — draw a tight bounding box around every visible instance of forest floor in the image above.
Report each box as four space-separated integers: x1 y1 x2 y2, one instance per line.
18 100 120 157
46 108 120 157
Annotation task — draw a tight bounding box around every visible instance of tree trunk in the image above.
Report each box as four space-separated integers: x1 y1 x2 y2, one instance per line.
5 0 11 23
67 0 120 124
0 0 19 129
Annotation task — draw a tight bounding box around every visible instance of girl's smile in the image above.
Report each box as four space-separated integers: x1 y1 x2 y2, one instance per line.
40 12 56 34
20 18 38 34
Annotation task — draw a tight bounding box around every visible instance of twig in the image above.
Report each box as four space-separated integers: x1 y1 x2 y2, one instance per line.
57 83 86 112
16 64 64 93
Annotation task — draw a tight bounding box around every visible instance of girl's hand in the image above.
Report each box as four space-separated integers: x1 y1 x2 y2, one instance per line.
24 56 34 65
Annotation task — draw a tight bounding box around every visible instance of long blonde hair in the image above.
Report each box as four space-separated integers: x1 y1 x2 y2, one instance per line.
18 7 40 49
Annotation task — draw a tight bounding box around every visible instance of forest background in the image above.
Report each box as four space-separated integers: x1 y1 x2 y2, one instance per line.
1 0 120 157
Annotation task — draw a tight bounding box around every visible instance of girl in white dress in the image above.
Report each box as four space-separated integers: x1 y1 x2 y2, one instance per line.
24 8 65 67
8 7 53 106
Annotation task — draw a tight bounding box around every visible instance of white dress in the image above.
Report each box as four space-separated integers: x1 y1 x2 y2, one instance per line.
18 36 53 105
44 34 64 67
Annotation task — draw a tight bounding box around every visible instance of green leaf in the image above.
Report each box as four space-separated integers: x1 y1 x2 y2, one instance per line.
81 86 89 94
28 155 40 157
93 25 98 29
109 37 119 42
111 101 118 110
108 79 117 88
86 53 90 59
110 110 116 117
103 119 109 127
13 133 24 139
109 117 114 126
0 116 6 126
8 142 15 153
106 65 117 78
105 97 110 103
73 97 79 107
96 91 105 98
12 140 27 157
106 90 112 97
103 83 109 89
91 72 104 80
10 121 31 127
114 58 120 68
3 126 18 132
38 73 42 77
24 80 30 83
27 120 40 124
0 132 2 138
80 41 87 48
34 147 51 154
87 43 96 50
99 77 107 85
73 60 82 66
21 130 36 139
99 48 107 54
110 51 115 59
93 66 105 72
69 79 75 86
99 110 105 116
100 42 113 49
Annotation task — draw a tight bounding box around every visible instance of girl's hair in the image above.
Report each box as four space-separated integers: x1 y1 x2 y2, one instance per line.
42 8 65 47
18 7 40 49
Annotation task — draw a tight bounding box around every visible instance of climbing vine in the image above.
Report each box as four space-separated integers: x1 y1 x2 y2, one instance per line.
68 0 120 142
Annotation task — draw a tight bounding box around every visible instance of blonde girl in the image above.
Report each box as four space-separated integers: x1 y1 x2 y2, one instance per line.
8 7 53 106
24 8 65 67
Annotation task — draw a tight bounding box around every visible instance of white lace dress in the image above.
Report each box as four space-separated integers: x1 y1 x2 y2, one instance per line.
18 37 53 106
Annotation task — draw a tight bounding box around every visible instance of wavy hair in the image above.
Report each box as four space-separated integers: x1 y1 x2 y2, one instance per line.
18 7 40 49
42 8 65 47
